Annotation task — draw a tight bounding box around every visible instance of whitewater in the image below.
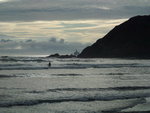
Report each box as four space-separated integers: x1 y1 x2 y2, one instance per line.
0 56 150 113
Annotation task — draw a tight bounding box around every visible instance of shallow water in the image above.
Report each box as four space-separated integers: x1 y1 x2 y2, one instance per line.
0 56 150 113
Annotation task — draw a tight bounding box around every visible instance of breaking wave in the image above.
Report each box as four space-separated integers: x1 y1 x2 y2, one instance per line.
0 56 46 62
0 95 147 108
1 56 150 70
25 86 150 94
0 63 150 70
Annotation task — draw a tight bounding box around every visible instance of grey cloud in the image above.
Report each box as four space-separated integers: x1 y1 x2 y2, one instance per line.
0 34 15 39
49 37 64 44
0 0 149 21
26 39 33 43
0 37 90 55
0 39 12 42
60 23 97 29
59 39 64 44
49 37 57 43
45 23 97 30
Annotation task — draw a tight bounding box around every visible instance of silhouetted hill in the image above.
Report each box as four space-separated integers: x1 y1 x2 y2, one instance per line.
78 15 150 58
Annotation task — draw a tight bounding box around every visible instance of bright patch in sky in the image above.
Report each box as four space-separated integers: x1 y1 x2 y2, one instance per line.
0 0 10 2
0 19 127 43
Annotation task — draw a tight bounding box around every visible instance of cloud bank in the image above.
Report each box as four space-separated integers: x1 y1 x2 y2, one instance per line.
0 36 90 55
0 0 149 21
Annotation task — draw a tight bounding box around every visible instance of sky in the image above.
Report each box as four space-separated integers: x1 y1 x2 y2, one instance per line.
0 0 149 55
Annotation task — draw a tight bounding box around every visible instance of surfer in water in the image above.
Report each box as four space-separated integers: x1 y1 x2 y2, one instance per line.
48 61 51 67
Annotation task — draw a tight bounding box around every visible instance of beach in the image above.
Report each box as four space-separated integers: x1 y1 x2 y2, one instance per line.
0 56 150 113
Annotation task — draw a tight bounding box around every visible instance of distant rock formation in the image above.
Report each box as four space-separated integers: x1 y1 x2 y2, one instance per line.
47 53 76 58
48 53 60 58
78 15 150 58
73 50 80 57
58 54 76 58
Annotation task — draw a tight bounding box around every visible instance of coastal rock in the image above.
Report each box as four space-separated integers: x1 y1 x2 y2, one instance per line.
47 53 76 58
58 54 76 58
78 15 150 58
48 53 60 58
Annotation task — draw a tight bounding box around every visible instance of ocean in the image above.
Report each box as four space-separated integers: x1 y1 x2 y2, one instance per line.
0 56 150 113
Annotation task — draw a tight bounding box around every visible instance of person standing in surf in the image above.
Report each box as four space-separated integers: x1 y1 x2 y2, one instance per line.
48 61 51 67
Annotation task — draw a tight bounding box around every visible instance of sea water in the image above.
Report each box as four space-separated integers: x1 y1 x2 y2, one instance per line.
0 56 150 113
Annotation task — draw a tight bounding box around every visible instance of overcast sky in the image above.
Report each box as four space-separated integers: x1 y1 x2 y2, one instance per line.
0 0 149 55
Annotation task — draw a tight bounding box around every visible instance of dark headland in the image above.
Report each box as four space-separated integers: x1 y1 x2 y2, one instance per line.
78 15 150 58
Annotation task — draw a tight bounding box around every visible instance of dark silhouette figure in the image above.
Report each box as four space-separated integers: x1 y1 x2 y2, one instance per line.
48 61 51 67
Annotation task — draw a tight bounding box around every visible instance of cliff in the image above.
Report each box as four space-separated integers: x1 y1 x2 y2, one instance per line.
78 15 150 58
